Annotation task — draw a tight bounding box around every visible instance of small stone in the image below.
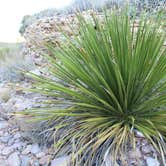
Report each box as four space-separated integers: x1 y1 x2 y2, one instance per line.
31 143 41 154
47 146 55 154
141 139 149 146
10 128 19 134
13 98 32 112
20 155 30 166
4 132 9 136
2 146 14 155
11 142 23 150
51 156 70 166
36 152 45 158
0 105 7 119
4 98 16 112
1 103 12 113
128 159 137 165
30 69 42 76
0 130 4 135
0 158 7 166
129 149 142 159
7 138 15 146
142 145 152 154
136 138 142 147
0 144 5 152
0 135 12 143
14 138 21 143
32 160 40 166
39 155 51 165
15 87 24 95
7 152 20 166
14 133 21 139
22 145 32 155
0 121 9 129
0 87 10 102
14 103 24 112
146 157 160 166
135 130 145 138
6 98 16 105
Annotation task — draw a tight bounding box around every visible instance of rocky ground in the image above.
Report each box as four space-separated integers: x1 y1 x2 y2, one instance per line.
0 79 163 166
0 80 69 166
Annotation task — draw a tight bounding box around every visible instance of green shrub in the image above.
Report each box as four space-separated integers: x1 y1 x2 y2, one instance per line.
23 10 166 165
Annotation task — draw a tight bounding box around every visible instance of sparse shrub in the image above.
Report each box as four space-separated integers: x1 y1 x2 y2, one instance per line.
23 9 166 165
70 0 166 13
19 9 58 35
19 15 33 35
0 46 34 81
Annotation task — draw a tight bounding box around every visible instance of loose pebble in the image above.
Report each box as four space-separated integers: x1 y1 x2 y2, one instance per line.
146 157 160 166
36 152 45 158
20 155 31 166
39 155 51 165
22 145 32 155
0 121 9 130
31 143 41 154
2 146 14 156
51 156 70 166
7 152 20 166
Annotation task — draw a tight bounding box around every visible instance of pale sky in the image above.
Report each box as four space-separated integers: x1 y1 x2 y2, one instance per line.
0 0 73 43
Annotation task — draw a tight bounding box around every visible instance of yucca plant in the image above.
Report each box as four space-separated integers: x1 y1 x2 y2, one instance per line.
22 9 166 165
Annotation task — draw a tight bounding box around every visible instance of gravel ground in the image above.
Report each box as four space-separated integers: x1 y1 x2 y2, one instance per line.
0 79 163 166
